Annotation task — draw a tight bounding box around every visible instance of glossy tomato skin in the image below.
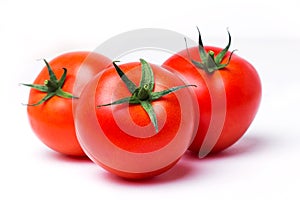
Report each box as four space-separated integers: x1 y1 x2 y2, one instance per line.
163 46 262 155
75 62 199 179
27 51 111 156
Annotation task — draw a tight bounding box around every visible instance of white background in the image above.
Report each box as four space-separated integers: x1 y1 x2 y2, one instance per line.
1 0 300 199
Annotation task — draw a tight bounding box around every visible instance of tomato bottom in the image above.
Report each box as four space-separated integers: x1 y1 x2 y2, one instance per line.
89 153 180 180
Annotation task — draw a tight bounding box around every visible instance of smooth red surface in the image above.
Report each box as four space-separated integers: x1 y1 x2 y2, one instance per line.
96 63 182 153
75 62 199 179
27 51 111 156
163 46 262 154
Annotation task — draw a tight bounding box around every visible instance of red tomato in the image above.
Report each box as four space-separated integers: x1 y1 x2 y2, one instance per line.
75 60 199 179
25 51 111 156
163 34 262 156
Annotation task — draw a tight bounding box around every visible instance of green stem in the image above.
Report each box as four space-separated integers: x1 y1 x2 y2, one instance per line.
188 27 237 73
98 59 196 133
21 59 78 106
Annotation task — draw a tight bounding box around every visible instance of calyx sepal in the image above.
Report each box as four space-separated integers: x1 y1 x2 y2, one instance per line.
97 59 196 133
188 27 237 73
21 59 78 106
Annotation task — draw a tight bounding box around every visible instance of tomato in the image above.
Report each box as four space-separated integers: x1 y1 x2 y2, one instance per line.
75 59 199 179
23 51 111 156
163 30 262 157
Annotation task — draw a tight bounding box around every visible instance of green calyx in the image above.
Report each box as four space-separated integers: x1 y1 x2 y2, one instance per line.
21 59 78 106
97 59 196 133
189 27 237 73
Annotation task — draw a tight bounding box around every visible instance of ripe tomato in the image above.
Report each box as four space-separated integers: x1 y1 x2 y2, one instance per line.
24 51 111 156
163 30 262 156
75 59 199 179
